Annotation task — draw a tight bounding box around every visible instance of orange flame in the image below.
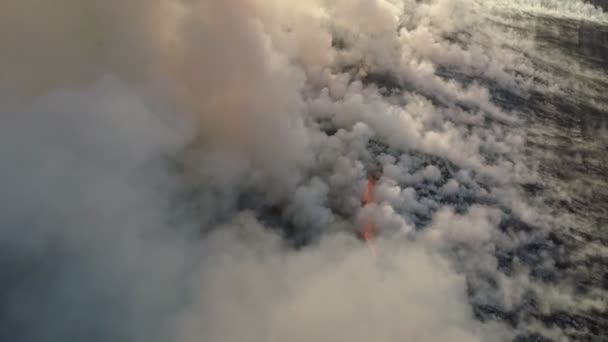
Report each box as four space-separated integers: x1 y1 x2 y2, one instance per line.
360 177 377 258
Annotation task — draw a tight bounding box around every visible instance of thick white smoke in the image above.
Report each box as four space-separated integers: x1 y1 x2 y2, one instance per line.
0 0 605 341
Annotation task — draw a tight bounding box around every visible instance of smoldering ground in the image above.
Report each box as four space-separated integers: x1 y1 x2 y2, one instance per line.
1 1 607 341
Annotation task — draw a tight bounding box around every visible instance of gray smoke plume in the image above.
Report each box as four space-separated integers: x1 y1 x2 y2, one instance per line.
1 1 606 341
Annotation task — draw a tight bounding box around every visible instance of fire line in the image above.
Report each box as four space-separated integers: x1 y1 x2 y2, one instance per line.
360 176 378 258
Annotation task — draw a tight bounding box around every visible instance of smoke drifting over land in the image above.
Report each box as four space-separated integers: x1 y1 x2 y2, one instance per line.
1 1 607 341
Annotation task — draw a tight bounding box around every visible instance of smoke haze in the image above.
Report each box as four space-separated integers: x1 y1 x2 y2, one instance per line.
1 1 607 341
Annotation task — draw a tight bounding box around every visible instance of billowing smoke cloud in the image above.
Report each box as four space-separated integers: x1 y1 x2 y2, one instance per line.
1 0 606 341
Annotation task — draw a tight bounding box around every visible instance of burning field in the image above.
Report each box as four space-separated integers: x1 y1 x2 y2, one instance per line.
0 1 607 341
